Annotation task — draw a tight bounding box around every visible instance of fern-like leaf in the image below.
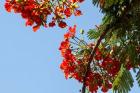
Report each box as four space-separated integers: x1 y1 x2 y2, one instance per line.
87 29 100 40
113 65 134 93
136 69 140 86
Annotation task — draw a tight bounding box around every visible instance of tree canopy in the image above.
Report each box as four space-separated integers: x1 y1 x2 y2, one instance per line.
3 0 140 93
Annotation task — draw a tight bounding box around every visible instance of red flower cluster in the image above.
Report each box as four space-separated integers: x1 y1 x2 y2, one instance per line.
5 0 83 31
59 26 114 93
59 25 78 79
86 72 112 93
101 56 121 76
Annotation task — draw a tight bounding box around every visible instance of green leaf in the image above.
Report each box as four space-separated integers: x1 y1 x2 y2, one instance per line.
136 69 140 86
87 29 100 40
92 0 99 6
113 65 134 93
85 88 90 93
80 29 84 34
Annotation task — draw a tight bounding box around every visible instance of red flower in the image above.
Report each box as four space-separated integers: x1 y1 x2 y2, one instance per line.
68 0 84 3
58 21 67 28
33 25 40 32
101 57 121 76
64 8 72 18
101 86 108 92
95 49 102 60
69 25 76 34
25 19 34 26
5 0 84 31
5 3 12 12
64 25 76 39
59 39 70 50
68 0 77 3
78 0 84 3
74 10 82 16
49 21 56 27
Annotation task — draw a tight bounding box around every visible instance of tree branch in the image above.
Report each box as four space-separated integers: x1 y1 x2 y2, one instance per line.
81 23 112 93
81 0 140 92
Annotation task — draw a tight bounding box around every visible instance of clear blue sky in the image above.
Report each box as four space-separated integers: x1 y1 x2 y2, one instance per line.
0 0 139 93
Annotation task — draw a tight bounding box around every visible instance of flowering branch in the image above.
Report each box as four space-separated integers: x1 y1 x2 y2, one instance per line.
81 23 112 93
81 0 140 92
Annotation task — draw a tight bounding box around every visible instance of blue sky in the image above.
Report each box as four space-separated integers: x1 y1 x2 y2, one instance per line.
0 0 139 93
